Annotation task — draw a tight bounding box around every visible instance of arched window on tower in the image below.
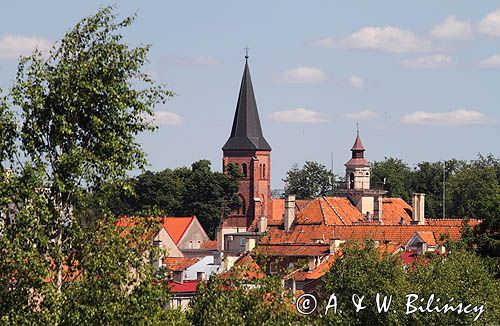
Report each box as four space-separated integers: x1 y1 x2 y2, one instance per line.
242 163 247 178
349 172 355 189
263 164 266 179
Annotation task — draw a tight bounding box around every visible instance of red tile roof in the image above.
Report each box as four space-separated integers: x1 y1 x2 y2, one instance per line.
287 254 336 281
268 198 311 226
254 244 330 256
261 222 473 247
160 217 194 244
200 240 217 250
415 231 436 246
163 257 200 271
382 198 412 225
223 254 265 280
168 280 199 293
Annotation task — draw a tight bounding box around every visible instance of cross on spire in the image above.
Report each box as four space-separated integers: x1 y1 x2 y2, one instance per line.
244 45 250 59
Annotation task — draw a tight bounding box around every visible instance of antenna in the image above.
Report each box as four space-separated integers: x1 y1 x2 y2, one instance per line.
442 161 446 219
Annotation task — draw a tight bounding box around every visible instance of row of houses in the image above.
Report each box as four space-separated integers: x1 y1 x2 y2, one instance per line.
118 56 480 309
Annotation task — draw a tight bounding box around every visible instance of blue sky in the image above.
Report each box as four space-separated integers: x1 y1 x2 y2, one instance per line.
1 1 500 188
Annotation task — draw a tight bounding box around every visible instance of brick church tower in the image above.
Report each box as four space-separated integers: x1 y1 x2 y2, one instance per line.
222 55 272 229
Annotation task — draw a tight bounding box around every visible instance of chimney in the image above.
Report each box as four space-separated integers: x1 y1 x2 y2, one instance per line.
258 215 267 233
284 195 296 232
151 239 162 271
412 193 425 225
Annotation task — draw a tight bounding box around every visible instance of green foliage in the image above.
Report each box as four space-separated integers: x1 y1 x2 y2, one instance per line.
188 273 301 325
109 160 241 238
283 161 335 199
320 241 411 325
371 157 413 203
0 6 180 324
320 242 500 325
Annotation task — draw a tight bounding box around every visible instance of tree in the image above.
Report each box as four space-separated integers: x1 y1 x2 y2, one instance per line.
188 272 301 325
0 6 182 323
283 161 335 199
320 241 411 325
371 157 413 203
108 160 241 238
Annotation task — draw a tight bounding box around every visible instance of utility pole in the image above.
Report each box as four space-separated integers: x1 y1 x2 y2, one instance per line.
442 161 446 219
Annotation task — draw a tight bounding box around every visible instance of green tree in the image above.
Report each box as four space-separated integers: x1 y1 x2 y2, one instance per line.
0 6 182 324
371 157 413 202
320 241 411 325
188 272 301 325
283 161 335 199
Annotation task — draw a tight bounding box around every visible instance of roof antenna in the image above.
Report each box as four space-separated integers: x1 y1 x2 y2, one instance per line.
244 45 250 60
356 122 359 135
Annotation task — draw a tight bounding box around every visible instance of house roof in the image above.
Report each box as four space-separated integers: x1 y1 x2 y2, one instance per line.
261 222 474 247
199 240 218 250
382 198 412 225
222 58 271 151
160 217 194 244
163 257 200 271
168 280 199 293
415 231 436 246
287 254 336 281
222 254 265 280
254 244 330 256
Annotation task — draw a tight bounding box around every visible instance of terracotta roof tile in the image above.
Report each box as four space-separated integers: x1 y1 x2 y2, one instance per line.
163 257 200 271
200 240 217 250
415 231 436 246
382 198 412 225
160 217 194 244
254 244 330 256
287 254 336 281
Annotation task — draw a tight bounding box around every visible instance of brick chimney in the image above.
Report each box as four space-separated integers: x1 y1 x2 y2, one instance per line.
412 193 425 225
284 195 296 232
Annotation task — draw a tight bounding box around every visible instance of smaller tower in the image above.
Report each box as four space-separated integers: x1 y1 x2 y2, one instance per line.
345 131 370 190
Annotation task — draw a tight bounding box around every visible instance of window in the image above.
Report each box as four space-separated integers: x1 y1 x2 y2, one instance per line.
242 163 247 178
263 164 266 179
240 238 247 246
349 172 355 189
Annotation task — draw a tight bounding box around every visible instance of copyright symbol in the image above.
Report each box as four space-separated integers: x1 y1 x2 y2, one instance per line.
296 293 317 315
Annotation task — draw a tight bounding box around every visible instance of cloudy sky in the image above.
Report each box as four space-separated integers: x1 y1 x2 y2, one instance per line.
1 1 499 188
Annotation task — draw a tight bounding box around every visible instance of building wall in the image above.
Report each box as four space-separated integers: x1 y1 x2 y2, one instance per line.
223 149 272 227
177 218 210 250
155 228 183 258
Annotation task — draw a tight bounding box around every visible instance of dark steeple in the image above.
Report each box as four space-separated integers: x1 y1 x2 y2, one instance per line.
222 57 271 151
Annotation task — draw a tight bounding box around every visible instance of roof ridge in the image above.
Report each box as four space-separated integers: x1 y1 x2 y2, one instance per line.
322 196 347 225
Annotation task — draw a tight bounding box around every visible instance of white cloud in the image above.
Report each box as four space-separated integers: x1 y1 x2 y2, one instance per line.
269 108 327 123
193 56 219 65
401 54 454 69
430 15 473 40
0 34 51 59
348 75 365 89
342 110 379 120
154 111 183 126
310 37 335 48
338 26 431 53
274 66 328 84
167 55 219 65
478 9 500 36
401 108 495 126
478 54 500 67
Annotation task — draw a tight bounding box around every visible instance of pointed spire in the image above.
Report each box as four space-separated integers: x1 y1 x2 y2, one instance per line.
222 57 271 151
351 130 365 151
345 130 369 167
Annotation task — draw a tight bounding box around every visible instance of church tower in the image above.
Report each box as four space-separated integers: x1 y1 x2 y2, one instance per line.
345 131 371 190
222 55 272 229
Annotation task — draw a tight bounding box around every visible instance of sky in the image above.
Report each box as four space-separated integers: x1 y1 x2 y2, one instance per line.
1 1 500 188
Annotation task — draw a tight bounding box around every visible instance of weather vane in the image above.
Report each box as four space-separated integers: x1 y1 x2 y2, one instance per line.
244 45 250 59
